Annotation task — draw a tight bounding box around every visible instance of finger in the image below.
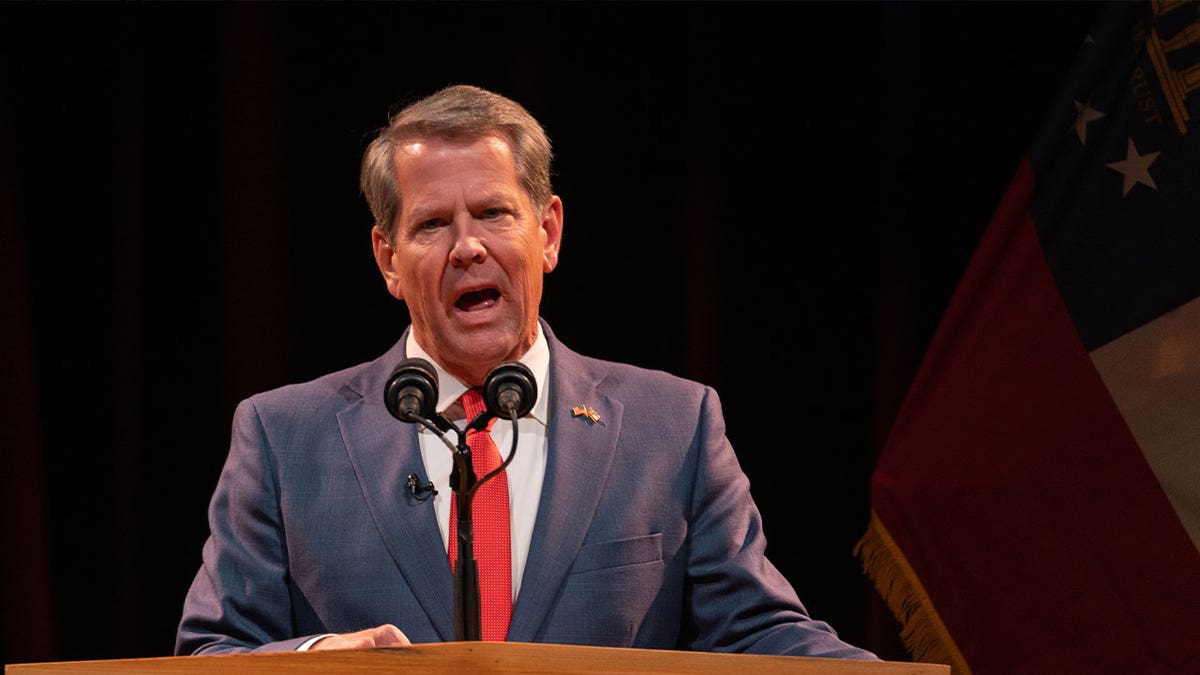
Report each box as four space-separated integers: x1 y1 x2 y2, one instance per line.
372 623 412 646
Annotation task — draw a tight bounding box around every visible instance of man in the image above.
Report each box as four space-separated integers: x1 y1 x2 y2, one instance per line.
176 84 878 659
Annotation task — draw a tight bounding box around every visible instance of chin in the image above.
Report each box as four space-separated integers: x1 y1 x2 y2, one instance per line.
444 336 516 374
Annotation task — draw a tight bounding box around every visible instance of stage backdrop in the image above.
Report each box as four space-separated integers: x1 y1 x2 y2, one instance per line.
0 1 1099 666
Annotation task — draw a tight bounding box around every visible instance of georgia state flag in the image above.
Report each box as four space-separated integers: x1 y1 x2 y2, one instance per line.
858 3 1200 674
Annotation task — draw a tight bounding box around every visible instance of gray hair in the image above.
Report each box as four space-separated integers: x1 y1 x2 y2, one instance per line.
360 84 554 239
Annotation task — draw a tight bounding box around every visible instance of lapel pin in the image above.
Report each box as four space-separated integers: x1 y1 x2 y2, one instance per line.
571 404 602 425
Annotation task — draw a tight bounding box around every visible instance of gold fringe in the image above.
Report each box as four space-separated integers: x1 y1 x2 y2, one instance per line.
854 510 973 675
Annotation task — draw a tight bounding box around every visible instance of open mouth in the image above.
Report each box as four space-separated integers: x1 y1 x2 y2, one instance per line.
455 288 500 312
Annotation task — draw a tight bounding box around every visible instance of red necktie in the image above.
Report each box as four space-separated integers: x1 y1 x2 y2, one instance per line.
447 388 512 641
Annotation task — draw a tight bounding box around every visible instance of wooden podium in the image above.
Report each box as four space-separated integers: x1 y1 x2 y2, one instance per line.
5 641 949 674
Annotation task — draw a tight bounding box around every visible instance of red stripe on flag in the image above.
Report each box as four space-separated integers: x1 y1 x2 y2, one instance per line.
868 159 1200 674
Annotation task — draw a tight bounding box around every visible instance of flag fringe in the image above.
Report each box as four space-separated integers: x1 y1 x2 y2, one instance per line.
855 511 972 675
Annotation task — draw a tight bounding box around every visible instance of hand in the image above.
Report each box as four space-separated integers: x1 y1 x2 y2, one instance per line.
309 624 411 650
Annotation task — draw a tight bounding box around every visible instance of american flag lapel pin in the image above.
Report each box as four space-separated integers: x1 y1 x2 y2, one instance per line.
571 404 602 425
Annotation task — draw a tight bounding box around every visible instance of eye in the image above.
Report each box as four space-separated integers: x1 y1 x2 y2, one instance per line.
419 218 443 230
481 207 504 219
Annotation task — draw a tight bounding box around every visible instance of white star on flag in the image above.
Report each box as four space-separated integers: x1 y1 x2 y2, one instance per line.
1073 100 1105 144
1106 138 1160 197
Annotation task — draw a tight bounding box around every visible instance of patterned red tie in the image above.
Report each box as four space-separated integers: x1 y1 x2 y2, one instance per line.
447 388 512 641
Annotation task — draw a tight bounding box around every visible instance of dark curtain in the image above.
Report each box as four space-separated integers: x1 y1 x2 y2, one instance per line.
0 1 1098 665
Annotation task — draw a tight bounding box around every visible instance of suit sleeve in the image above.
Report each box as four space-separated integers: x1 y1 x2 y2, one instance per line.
175 399 322 654
680 386 880 659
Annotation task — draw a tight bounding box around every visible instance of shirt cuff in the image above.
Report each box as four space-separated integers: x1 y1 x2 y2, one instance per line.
296 634 337 651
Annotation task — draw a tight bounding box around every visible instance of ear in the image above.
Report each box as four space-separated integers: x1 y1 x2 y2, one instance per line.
541 196 564 273
371 226 405 300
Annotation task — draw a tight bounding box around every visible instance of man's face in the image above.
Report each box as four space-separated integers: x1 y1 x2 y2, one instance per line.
372 134 562 386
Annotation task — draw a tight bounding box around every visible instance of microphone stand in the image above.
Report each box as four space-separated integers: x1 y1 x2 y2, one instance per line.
416 410 519 642
450 421 480 643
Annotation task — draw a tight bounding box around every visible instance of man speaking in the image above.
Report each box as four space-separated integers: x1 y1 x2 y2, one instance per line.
175 84 878 660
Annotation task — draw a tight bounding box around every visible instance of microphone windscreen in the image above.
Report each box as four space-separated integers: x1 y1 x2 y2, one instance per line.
385 357 439 422
483 361 536 418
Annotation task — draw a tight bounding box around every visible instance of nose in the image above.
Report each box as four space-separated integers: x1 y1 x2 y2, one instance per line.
448 219 487 268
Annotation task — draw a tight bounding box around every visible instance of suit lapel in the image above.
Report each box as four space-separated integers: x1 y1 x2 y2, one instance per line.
337 338 455 640
508 338 624 642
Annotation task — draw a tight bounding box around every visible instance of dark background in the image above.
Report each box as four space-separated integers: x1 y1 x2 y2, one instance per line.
1 0 1102 666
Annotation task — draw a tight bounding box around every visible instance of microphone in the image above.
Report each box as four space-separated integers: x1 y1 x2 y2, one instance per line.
483 361 537 419
384 357 439 423
407 473 437 500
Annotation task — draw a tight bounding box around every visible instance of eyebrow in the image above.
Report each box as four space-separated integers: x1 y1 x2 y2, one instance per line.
404 186 521 225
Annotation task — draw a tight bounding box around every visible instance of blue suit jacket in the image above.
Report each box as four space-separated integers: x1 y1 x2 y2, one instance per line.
176 321 877 659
